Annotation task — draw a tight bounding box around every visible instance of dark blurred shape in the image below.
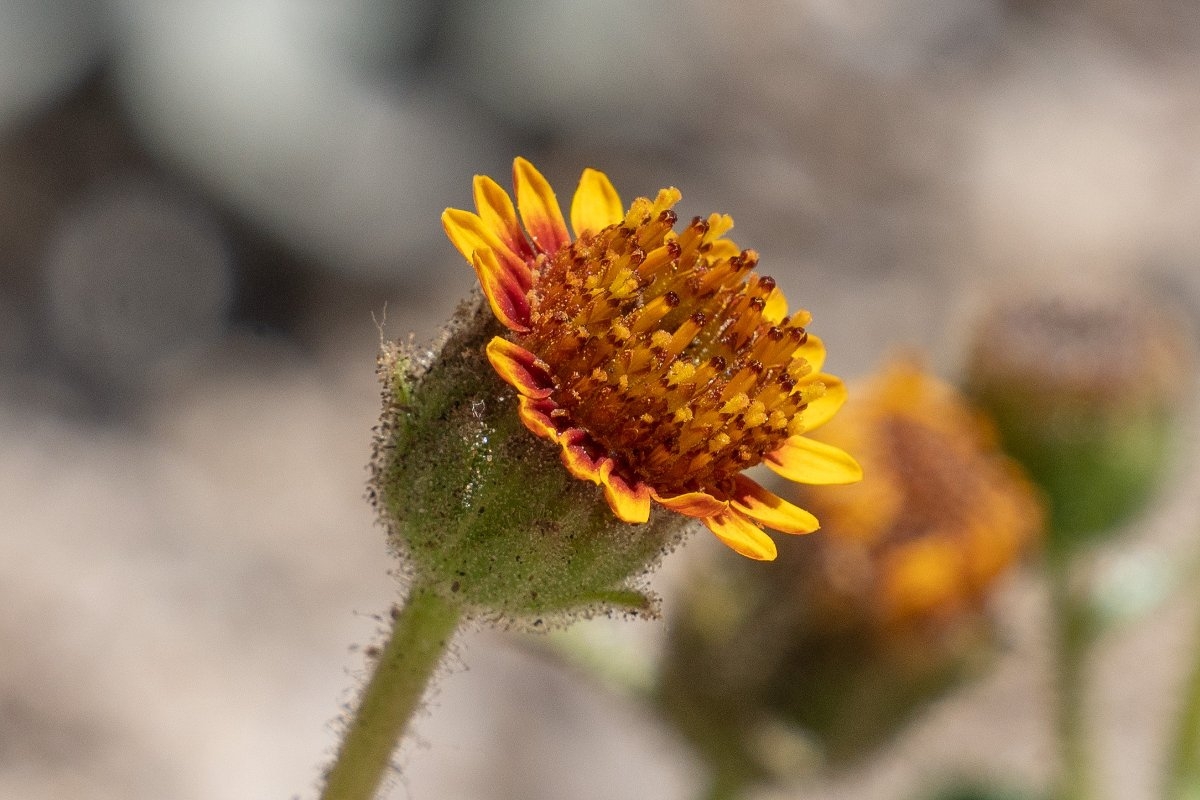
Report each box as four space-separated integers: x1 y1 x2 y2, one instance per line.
42 176 234 402
967 290 1194 554
657 361 1043 795
0 0 105 133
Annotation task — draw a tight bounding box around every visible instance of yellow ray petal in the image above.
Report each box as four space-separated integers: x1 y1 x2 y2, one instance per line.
471 249 531 332
704 512 778 561
729 475 820 534
558 429 604 483
485 337 554 399
473 174 535 261
513 157 570 255
570 168 623 239
765 435 863 485
653 490 727 519
516 396 559 441
800 374 847 432
764 285 788 324
882 539 962 621
599 461 652 524
794 334 825 374
442 208 531 290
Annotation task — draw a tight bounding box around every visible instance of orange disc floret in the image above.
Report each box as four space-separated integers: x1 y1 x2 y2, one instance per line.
442 158 861 560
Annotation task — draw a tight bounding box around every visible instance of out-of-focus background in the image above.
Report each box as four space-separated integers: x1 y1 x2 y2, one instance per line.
3 2 1200 799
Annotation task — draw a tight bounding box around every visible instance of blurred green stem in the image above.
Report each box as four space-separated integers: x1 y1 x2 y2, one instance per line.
1050 558 1096 800
321 583 461 800
702 769 748 800
1164 592 1200 800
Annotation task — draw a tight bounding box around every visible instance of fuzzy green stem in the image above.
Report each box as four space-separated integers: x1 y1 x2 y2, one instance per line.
1164 596 1200 800
1050 560 1096 800
321 585 462 800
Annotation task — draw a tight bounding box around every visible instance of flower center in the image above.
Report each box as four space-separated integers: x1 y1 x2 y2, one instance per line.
518 196 824 497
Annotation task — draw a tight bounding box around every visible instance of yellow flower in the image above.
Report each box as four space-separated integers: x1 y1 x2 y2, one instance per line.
442 157 861 560
799 359 1043 622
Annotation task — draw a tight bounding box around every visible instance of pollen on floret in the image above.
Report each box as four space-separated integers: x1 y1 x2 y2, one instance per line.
608 268 639 298
721 393 751 416
744 401 768 428
667 361 696 385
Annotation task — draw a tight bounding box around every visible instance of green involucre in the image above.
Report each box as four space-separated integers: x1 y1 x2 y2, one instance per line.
371 300 690 623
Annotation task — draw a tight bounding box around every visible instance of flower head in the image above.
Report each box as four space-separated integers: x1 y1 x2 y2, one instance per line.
798 359 1043 624
443 158 860 560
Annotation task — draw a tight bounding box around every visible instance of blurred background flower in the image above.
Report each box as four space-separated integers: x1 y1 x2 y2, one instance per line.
655 360 1043 797
3 1 1200 799
967 291 1194 553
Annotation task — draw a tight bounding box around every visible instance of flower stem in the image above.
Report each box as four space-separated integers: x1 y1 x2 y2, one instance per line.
1164 596 1200 800
321 585 462 800
1050 559 1096 800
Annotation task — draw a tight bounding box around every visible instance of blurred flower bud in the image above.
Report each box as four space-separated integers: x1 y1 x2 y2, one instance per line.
967 292 1193 554
657 360 1042 790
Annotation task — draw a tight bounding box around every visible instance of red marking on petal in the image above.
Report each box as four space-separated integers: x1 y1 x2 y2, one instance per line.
486 337 553 399
652 490 727 519
513 157 570 256
442 208 532 291
472 249 531 332
516 396 560 440
704 511 778 560
599 461 652 524
558 429 605 483
473 174 536 264
729 475 819 534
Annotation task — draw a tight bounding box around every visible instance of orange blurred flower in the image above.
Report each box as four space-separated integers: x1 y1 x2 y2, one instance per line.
801 359 1043 624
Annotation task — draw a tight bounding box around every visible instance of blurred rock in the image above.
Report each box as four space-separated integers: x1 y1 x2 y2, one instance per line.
439 0 698 145
961 33 1200 280
41 176 234 399
109 0 503 280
